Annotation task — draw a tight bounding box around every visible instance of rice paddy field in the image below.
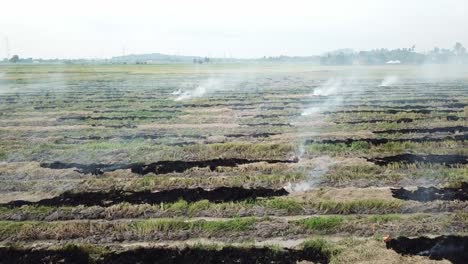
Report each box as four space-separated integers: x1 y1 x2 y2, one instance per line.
0 63 467 263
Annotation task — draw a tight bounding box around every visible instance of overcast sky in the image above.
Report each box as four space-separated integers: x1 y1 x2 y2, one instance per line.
1 0 467 59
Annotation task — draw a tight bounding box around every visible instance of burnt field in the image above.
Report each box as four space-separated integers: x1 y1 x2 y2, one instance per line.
0 64 467 263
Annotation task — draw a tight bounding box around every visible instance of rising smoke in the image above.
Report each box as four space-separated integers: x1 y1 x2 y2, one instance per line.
284 156 337 192
174 78 225 101
379 76 399 87
171 89 182 95
301 77 362 117
312 78 344 96
288 76 367 192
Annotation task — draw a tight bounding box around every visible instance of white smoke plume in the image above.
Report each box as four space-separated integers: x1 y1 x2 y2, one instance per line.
379 76 399 87
285 156 337 192
174 78 224 101
171 89 182 95
301 77 355 116
312 78 343 96
301 106 321 116
289 77 365 192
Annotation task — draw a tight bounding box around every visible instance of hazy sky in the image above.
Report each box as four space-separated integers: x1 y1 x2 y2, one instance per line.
1 0 467 59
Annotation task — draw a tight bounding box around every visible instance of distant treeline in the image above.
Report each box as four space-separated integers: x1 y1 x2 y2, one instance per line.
320 43 467 65
2 43 467 65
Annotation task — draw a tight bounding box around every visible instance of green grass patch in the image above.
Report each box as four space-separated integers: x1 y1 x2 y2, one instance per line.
302 238 340 259
264 198 303 214
201 217 257 232
369 214 402 223
132 219 190 234
132 217 257 235
302 216 344 231
308 199 404 214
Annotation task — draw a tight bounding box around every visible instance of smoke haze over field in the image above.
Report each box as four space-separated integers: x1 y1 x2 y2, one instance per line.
174 79 225 101
302 77 367 117
1 0 468 59
289 74 374 192
285 156 337 192
379 76 399 87
312 79 344 96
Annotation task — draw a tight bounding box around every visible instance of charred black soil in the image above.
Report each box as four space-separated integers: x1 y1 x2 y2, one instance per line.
374 126 467 134
366 154 468 166
96 124 137 129
58 115 173 121
0 245 330 264
0 246 91 264
62 133 189 142
40 158 298 175
390 183 468 202
1 187 289 207
101 246 330 264
3 65 468 264
446 115 464 121
253 113 299 118
306 134 466 146
225 132 280 138
386 235 468 264
367 99 460 104
242 123 292 127
40 162 129 175
335 118 414 124
130 158 298 175
363 103 467 109
325 109 461 115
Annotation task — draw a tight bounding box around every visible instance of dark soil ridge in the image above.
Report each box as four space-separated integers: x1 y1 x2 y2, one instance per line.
390 182 468 202
446 115 464 121
165 102 262 108
306 134 467 146
1 187 288 208
131 158 298 175
40 158 298 175
236 98 458 105
374 126 467 134
92 124 137 129
57 115 173 121
260 105 302 110
33 106 57 110
165 142 198 147
231 106 257 110
386 235 468 264
0 245 330 264
368 99 458 104
242 123 292 127
324 109 460 114
96 109 182 114
0 246 90 264
366 154 468 166
335 118 415 124
358 103 467 109
253 113 299 118
225 132 280 138
104 246 329 264
63 134 206 141
40 162 127 175
99 105 127 109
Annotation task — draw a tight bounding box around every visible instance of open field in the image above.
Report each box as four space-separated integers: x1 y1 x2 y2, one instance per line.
0 64 467 263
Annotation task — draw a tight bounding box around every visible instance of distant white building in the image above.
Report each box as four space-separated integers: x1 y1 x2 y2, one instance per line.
386 60 401 64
